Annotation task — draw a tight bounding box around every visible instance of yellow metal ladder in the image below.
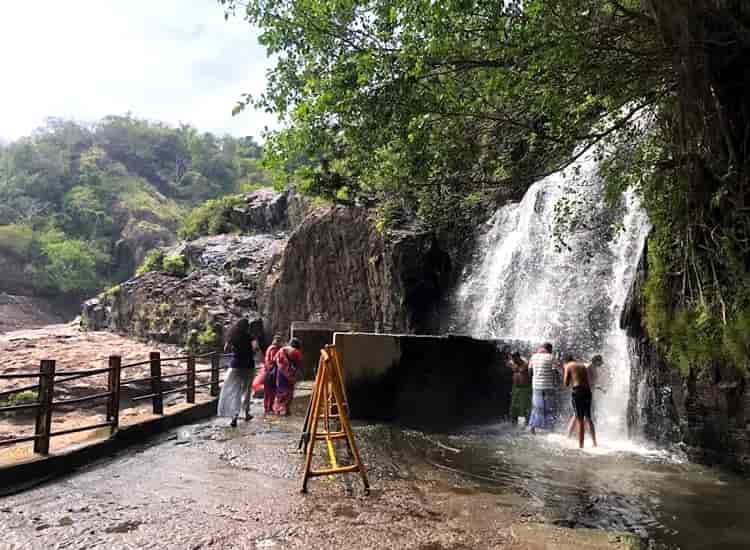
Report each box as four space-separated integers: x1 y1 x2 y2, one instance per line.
300 344 369 494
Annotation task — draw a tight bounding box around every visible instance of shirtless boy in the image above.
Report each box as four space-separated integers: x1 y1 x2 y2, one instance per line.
563 355 597 449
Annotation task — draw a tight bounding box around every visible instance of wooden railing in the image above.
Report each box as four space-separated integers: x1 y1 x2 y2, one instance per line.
0 351 230 456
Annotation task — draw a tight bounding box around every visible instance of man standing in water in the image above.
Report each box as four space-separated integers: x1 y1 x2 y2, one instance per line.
563 354 598 448
528 342 559 434
509 351 532 424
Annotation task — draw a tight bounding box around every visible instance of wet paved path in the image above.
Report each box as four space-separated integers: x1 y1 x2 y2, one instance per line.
0 409 635 550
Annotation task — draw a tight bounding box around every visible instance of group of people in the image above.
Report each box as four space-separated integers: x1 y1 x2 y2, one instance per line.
217 318 304 427
508 342 603 448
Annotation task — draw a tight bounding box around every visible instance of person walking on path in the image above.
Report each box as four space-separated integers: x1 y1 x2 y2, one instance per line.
563 354 598 449
528 342 559 434
218 318 255 427
509 351 532 424
273 337 303 416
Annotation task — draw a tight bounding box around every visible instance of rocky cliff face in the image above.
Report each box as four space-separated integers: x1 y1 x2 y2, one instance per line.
260 205 452 338
82 189 453 350
623 240 750 471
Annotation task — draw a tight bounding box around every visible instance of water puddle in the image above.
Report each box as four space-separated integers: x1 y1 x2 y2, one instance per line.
375 421 750 549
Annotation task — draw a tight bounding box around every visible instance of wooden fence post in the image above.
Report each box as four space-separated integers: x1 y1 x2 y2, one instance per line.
186 355 196 404
33 359 55 455
150 351 163 415
108 355 122 433
210 353 220 397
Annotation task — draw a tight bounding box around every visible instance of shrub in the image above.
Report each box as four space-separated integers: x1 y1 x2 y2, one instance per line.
0 390 38 408
197 321 221 349
162 254 187 277
136 249 164 275
0 224 34 257
115 178 182 225
178 195 244 240
103 284 122 298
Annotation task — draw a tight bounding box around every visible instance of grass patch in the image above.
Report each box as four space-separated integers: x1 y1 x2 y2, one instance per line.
115 178 182 224
0 390 38 408
178 194 244 240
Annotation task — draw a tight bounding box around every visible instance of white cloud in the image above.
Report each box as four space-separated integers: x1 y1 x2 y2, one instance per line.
0 0 277 140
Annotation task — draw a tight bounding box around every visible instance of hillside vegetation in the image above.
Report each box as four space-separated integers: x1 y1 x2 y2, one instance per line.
0 115 268 296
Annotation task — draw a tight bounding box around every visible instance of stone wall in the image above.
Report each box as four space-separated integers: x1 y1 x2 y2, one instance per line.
333 332 513 429
623 239 750 471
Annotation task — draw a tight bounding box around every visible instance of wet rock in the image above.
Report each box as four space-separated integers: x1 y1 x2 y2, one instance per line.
58 517 74 526
624 239 750 471
81 187 453 347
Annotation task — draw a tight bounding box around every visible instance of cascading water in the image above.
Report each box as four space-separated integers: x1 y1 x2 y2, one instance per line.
448 148 650 439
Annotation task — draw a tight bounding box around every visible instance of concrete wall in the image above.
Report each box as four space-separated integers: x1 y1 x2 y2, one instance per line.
291 321 359 379
333 332 513 429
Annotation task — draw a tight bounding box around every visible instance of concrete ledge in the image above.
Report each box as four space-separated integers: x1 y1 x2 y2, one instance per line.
0 399 218 496
291 321 358 379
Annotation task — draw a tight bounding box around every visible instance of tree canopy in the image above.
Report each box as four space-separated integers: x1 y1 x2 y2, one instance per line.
0 115 269 295
224 0 750 372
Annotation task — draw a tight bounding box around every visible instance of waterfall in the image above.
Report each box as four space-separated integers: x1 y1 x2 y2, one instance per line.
448 149 650 438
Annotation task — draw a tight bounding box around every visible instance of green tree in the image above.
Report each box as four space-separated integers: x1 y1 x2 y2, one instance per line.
223 0 750 372
41 238 101 294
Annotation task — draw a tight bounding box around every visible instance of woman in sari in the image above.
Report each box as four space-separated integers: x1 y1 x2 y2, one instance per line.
217 318 255 427
253 333 283 415
273 337 303 416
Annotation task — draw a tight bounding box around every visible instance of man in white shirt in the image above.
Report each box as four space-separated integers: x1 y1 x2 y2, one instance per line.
528 342 560 434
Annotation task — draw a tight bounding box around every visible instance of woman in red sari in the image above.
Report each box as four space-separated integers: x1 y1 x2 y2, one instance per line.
273 337 303 416
257 334 282 415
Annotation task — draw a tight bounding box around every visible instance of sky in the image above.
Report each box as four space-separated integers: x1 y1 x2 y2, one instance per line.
0 1 277 142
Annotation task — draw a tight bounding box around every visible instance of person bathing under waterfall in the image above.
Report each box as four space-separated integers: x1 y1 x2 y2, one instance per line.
509 351 531 424
563 355 598 448
528 342 559 434
565 354 604 439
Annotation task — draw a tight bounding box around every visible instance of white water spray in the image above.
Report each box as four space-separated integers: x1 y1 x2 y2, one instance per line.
450 149 650 440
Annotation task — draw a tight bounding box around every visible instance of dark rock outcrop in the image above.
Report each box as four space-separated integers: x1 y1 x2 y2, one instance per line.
260 206 452 338
82 234 281 348
82 189 453 350
112 219 175 279
623 239 750 471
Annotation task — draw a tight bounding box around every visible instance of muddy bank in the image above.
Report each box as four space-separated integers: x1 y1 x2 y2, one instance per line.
0 403 636 550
